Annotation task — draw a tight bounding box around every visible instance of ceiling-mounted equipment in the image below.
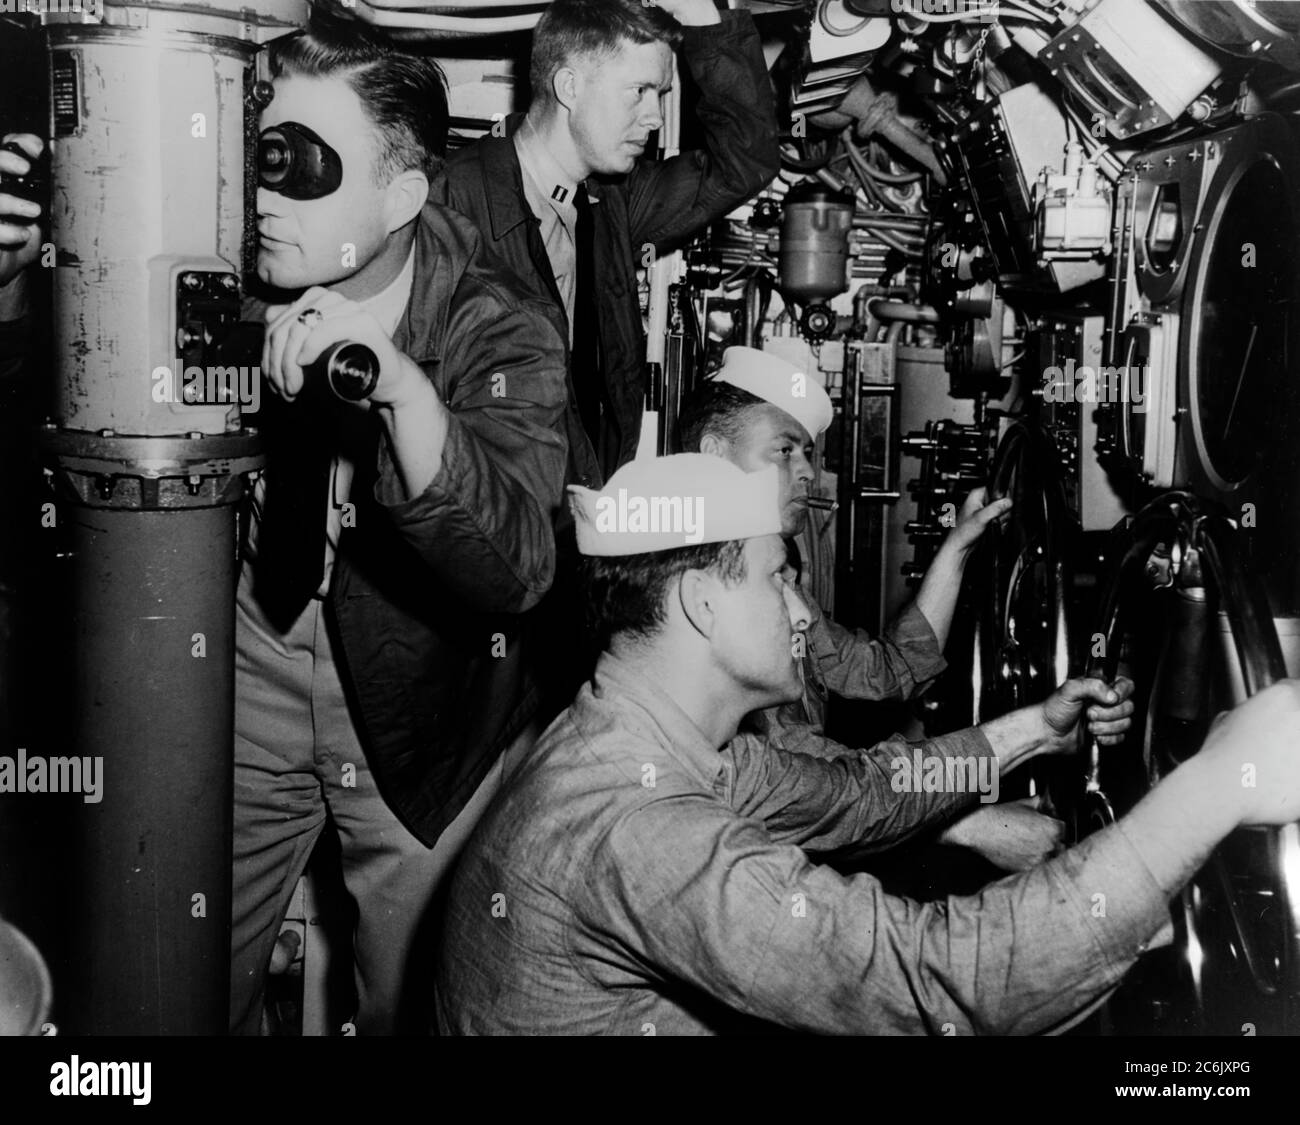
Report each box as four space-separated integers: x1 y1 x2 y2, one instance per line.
947 83 1108 293
1154 0 1300 72
1040 0 1222 141
810 0 891 65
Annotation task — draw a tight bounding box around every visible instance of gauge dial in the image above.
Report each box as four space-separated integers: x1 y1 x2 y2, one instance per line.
1188 159 1296 490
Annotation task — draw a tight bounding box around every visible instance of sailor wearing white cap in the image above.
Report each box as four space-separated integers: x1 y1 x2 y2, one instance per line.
431 450 1185 1038
679 343 1012 684
711 344 835 445
678 346 1090 874
678 343 1020 681
687 346 837 538
569 452 783 557
567 453 812 698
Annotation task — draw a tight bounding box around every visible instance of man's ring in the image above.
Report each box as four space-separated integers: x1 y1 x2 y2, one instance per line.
297 308 324 328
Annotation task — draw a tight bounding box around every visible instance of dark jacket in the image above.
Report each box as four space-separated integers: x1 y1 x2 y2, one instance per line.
0 322 24 377
247 203 568 847
432 10 779 486
0 308 27 385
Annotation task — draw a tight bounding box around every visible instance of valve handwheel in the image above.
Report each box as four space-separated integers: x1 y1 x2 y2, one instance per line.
966 420 1075 807
1085 492 1300 1033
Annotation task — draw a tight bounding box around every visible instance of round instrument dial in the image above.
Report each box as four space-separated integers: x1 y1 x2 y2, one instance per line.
1187 158 1297 490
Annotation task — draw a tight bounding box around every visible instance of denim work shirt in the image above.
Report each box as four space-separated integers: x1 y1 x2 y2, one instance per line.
748 592 948 756
435 652 1170 1035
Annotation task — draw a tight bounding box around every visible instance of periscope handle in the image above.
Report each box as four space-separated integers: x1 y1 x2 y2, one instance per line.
319 341 380 403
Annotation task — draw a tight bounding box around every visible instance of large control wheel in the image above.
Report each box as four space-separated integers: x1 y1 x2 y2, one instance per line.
1084 493 1300 1034
966 421 1075 802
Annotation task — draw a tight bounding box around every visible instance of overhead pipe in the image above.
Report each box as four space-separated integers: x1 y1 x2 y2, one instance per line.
352 0 544 34
867 298 940 323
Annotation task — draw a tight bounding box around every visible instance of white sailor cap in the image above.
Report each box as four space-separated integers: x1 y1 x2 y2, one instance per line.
568 454 782 557
712 346 834 439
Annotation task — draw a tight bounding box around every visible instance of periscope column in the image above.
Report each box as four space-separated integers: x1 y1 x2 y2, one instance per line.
36 0 305 1035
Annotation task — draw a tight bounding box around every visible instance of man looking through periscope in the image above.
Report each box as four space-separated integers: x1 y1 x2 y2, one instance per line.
1 19 571 1035
228 19 569 1036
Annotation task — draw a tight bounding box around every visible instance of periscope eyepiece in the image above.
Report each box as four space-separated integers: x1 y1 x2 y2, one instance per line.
257 122 343 201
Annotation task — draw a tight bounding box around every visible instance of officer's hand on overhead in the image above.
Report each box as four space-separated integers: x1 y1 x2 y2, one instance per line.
0 134 45 291
1040 674 1136 754
945 486 1013 556
645 0 722 26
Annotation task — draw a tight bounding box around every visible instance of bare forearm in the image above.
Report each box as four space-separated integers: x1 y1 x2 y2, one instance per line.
937 809 981 848
912 541 968 649
1109 755 1239 894
976 701 1055 775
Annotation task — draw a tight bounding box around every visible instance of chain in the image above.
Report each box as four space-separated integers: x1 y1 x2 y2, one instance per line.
970 24 993 80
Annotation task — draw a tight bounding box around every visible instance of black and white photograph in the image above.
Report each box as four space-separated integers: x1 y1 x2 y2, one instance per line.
1 0 1298 1103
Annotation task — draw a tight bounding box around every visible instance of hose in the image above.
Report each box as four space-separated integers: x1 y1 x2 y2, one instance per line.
833 77 948 186
846 136 924 184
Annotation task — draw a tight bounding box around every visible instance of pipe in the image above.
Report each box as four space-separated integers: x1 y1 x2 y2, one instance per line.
851 215 928 231
353 0 543 34
867 298 940 323
740 272 773 350
866 229 921 255
363 0 545 7
846 136 923 184
817 75 948 186
852 286 873 335
1009 24 1051 56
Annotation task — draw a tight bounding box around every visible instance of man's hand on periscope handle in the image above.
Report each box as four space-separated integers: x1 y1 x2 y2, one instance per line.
0 134 45 303
264 286 449 501
262 285 427 411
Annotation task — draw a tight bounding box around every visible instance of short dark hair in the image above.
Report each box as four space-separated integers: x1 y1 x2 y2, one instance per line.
581 539 748 649
530 0 683 105
676 379 766 453
269 14 449 183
